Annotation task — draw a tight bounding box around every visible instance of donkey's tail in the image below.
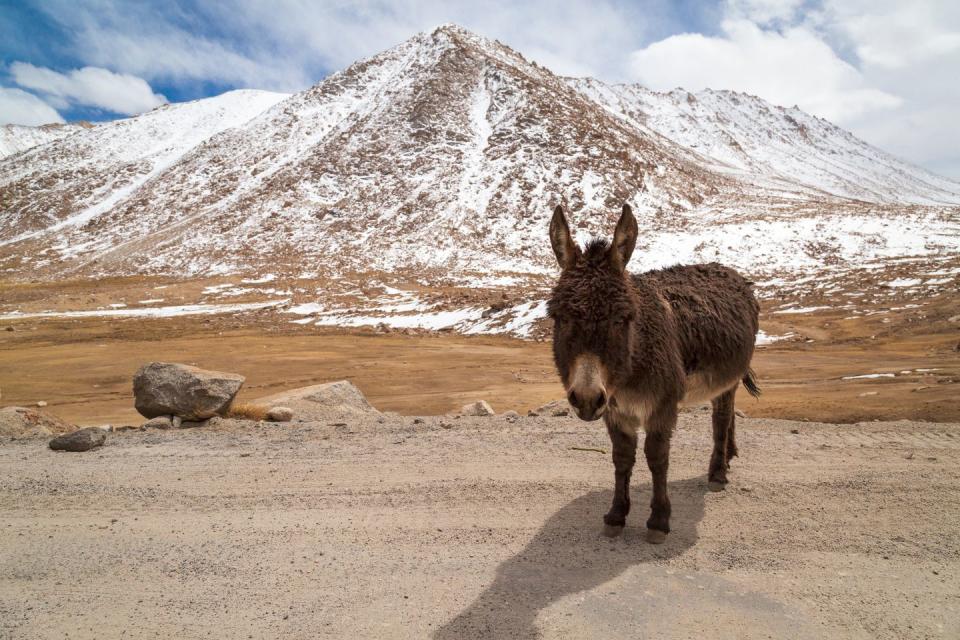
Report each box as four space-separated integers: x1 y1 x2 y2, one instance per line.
742 369 761 398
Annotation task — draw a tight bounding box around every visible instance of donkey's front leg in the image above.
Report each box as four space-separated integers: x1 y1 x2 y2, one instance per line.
602 417 637 537
644 405 676 544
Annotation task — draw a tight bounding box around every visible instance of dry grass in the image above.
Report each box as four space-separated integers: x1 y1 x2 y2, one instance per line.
224 402 269 421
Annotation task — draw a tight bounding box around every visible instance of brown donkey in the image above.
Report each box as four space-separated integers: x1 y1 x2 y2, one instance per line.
547 203 760 544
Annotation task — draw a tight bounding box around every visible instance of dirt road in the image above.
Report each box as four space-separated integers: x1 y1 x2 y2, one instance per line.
2 413 958 639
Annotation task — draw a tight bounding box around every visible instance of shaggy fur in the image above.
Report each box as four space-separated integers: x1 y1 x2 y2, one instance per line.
548 204 760 543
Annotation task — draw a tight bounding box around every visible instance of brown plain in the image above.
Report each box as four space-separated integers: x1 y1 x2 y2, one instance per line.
0 289 956 426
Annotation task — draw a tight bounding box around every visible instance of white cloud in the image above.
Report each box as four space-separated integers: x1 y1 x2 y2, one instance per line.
10 62 166 115
628 18 901 123
824 1 960 70
0 87 65 126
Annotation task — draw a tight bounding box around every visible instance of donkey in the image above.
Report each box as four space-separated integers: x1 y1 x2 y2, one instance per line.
547 203 760 544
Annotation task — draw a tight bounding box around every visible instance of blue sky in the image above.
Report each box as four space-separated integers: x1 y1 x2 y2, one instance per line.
2 0 959 178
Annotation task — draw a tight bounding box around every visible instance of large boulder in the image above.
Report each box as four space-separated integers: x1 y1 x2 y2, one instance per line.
0 406 74 438
133 362 245 420
255 380 379 421
49 427 107 452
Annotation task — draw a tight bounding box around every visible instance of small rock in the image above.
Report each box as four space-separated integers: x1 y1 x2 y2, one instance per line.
460 400 495 417
142 416 173 430
413 418 425 424
265 406 294 422
735 409 746 418
502 410 521 422
440 421 454 429
171 416 183 429
534 400 571 417
790 428 800 434
49 427 107 452
858 391 878 397
4 326 13 331
36 401 48 407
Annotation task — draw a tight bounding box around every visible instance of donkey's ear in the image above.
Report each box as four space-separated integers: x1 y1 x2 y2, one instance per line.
549 205 579 269
610 203 638 272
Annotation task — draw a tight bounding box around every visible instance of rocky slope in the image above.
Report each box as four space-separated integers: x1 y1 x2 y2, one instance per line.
0 122 90 159
569 79 960 206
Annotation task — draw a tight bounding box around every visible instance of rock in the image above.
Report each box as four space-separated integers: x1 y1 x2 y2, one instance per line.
735 409 747 418
255 380 379 421
440 421 454 429
36 400 48 407
858 391 879 397
171 416 183 429
0 406 74 438
142 416 173 430
133 362 245 420
413 417 425 425
266 406 294 422
460 400 495 417
4 326 13 331
502 410 521 422
532 400 571 417
49 427 107 452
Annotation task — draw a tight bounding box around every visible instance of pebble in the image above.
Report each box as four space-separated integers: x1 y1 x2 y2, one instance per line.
265 406 294 422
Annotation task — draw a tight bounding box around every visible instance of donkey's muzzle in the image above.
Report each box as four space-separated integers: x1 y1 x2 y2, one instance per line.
568 389 607 422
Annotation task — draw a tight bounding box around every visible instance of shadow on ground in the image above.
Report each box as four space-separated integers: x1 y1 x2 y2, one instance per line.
434 475 709 639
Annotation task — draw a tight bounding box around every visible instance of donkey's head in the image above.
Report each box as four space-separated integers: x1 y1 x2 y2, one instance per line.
547 204 639 421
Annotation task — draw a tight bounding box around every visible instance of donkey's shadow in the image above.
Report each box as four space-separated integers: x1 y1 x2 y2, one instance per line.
433 475 710 639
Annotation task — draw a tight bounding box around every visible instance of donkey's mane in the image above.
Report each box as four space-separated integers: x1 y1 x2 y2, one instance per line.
583 238 611 264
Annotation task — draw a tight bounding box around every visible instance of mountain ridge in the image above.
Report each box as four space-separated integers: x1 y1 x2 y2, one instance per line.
1 24 957 286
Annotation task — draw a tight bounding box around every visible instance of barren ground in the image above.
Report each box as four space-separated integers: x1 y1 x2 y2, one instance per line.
1 275 959 638
1 413 958 639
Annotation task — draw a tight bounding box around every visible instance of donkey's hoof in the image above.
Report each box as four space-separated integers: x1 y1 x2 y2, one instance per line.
603 524 625 538
645 528 667 544
707 480 727 492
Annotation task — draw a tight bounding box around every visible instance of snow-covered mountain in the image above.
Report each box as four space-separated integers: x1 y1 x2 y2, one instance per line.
0 122 90 159
1 24 958 285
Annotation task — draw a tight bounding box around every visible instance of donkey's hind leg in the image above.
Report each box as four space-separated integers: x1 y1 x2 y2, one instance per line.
708 387 736 491
726 395 739 464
